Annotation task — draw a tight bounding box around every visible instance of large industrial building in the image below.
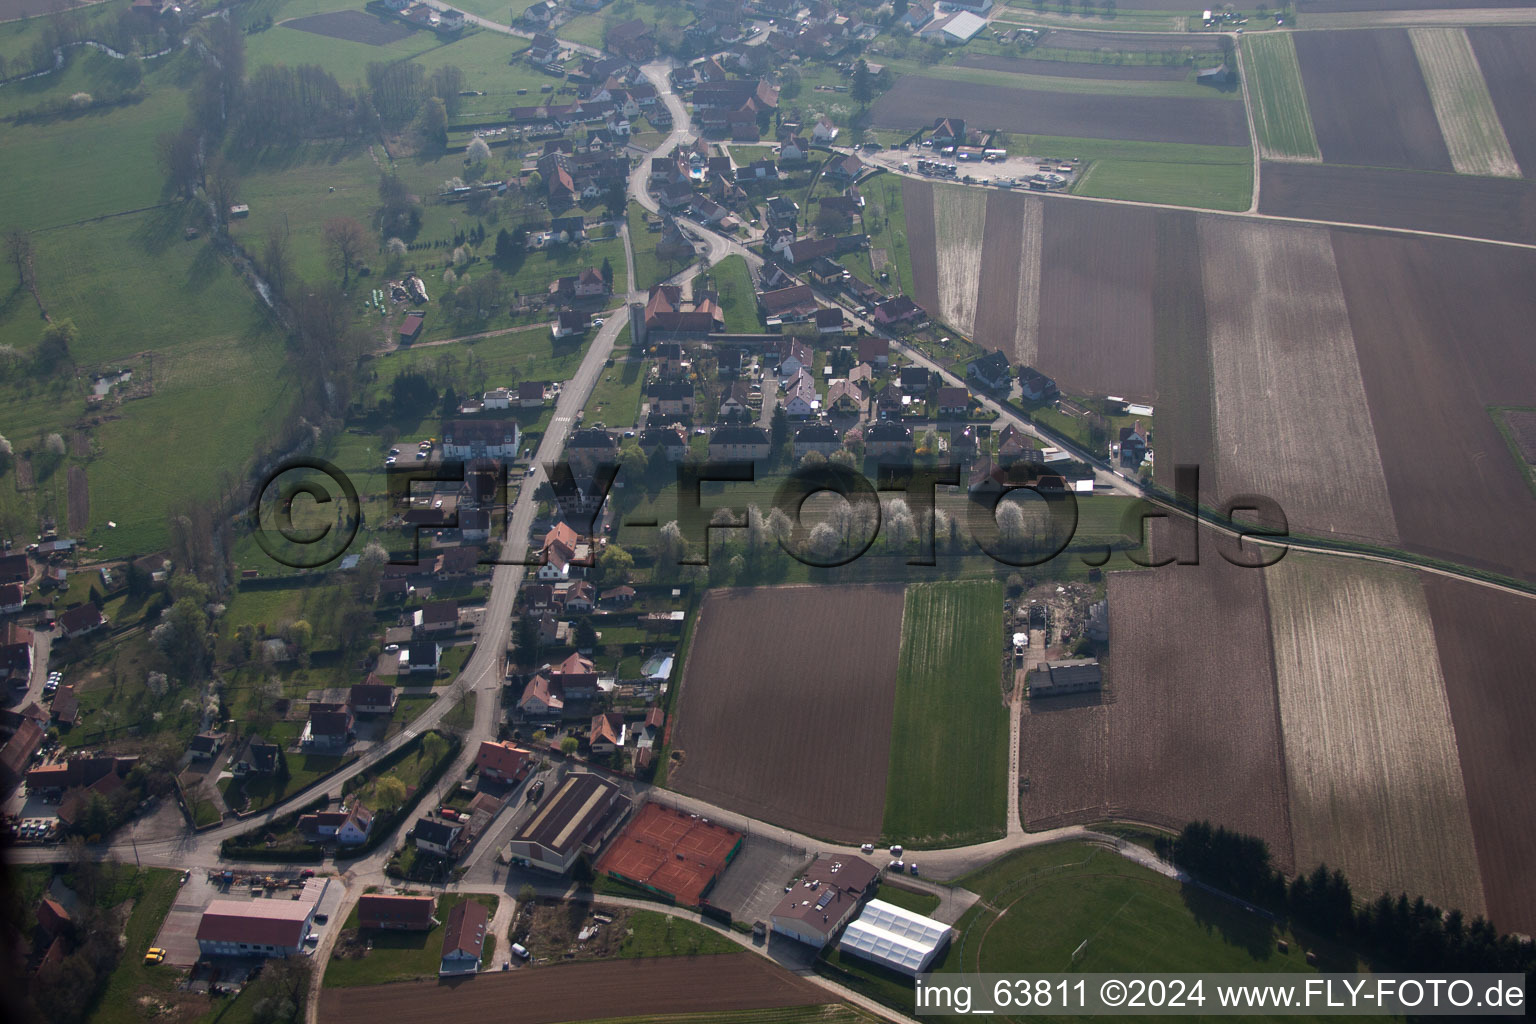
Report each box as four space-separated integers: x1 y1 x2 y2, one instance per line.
769 854 880 948
504 772 631 873
837 898 954 976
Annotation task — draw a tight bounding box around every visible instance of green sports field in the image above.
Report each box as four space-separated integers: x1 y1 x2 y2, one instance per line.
882 580 1009 847
1241 33 1321 162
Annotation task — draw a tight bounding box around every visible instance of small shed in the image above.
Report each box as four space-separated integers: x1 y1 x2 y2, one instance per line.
400 313 425 343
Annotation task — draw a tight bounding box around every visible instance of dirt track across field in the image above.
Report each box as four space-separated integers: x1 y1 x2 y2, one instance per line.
667 586 906 842
317 955 831 1024
1259 162 1536 243
871 77 1250 147
1295 29 1453 171
1424 578 1536 935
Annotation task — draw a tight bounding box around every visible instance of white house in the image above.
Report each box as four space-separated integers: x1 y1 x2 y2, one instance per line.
441 420 520 460
482 387 512 409
812 116 838 143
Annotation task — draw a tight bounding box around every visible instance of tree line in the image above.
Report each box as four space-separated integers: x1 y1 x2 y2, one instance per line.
1158 821 1535 975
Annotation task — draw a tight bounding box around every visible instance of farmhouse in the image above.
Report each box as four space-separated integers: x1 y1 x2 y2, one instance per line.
196 899 316 958
503 771 630 873
769 854 879 948
1027 658 1102 697
358 894 436 931
837 899 953 976
595 802 744 907
439 899 488 976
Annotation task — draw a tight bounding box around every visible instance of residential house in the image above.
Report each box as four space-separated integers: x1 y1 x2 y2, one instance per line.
639 425 688 462
550 652 598 700
44 681 74 726
779 339 814 378
0 719 44 789
301 702 353 752
1119 421 1149 468
518 381 548 407
644 285 723 336
794 423 843 457
865 421 915 461
439 899 488 976
599 585 635 607
825 153 863 183
517 672 565 717
350 681 399 715
778 135 812 162
400 641 442 675
589 711 626 754
418 600 459 636
783 371 820 418
475 740 532 784
708 425 772 461
811 115 838 143
482 387 512 410
716 381 753 421
899 1 933 29
413 817 465 857
605 18 655 60
814 307 846 335
188 731 224 760
442 420 520 460
562 580 596 614
936 386 970 419
899 366 931 395
857 335 888 369
759 284 818 323
565 428 619 480
554 310 591 338
967 351 1013 391
299 803 373 845
824 379 863 415
526 30 559 62
651 381 696 418
0 582 24 615
2 623 32 686
872 296 924 328
58 604 106 640
358 894 436 931
809 257 845 287
930 116 967 144
1018 366 1060 403
765 196 799 229
0 553 29 587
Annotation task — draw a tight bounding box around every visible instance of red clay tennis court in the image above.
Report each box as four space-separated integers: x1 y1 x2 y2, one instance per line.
595 802 743 906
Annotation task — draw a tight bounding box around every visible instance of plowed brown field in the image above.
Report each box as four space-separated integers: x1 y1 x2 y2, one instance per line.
902 178 939 324
1037 201 1159 400
1333 229 1536 582
667 586 906 842
1020 559 1292 870
1259 163 1536 244
1149 211 1214 486
1294 29 1453 171
1424 578 1536 935
956 54 1193 81
973 191 1043 367
317 955 830 1024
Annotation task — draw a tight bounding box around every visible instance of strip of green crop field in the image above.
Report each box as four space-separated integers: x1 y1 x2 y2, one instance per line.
1242 33 1321 162
883 581 1008 847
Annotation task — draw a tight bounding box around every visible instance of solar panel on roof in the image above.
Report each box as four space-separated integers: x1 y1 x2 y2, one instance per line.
815 890 835 910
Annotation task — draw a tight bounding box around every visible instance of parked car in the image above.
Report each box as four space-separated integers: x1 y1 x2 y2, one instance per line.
144 948 166 964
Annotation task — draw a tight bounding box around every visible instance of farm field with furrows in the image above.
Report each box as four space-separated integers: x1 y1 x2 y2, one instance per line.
1036 200 1159 401
1148 210 1215 486
930 186 989 341
1467 26 1536 176
1197 217 1400 547
955 54 1195 82
883 581 1008 847
901 178 940 325
666 586 907 842
870 77 1251 148
1331 229 1536 582
1241 32 1321 161
1265 556 1485 920
973 191 1042 367
1027 27 1229 52
318 955 832 1024
1409 27 1522 178
1293 29 1453 171
1259 162 1536 242
1020 555 1293 869
1422 578 1536 935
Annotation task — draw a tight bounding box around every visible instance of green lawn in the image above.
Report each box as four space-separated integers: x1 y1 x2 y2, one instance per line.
882 581 1007 847
557 0 695 49
1242 33 1321 161
323 892 498 987
694 254 760 334
874 883 941 917
1072 151 1253 211
856 173 914 296
584 355 646 429
617 911 741 958
85 868 182 1024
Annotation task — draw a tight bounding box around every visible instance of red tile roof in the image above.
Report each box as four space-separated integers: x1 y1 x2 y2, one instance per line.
442 899 488 959
475 740 531 781
196 899 312 947
358 894 436 930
